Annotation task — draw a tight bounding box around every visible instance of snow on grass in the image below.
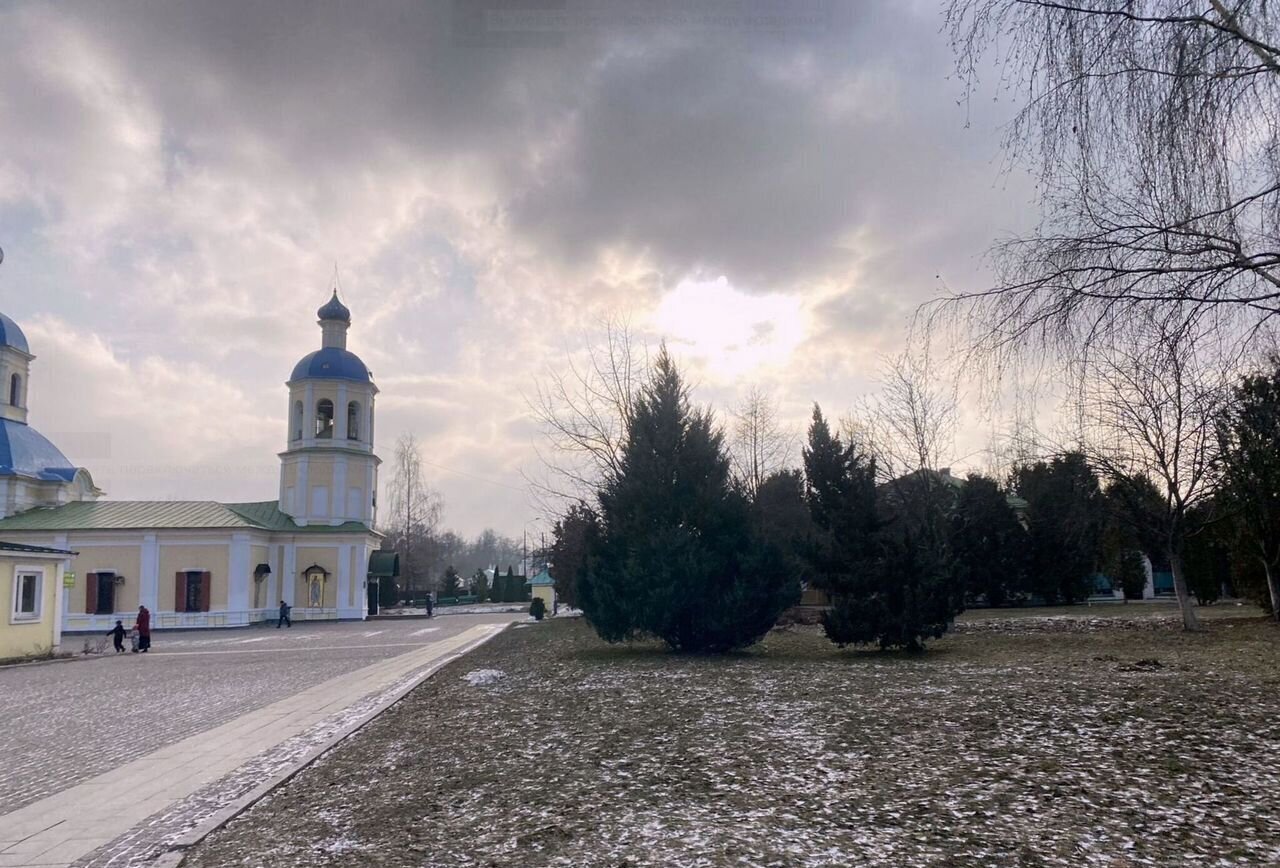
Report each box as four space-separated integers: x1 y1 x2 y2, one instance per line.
463 668 506 686
186 614 1280 867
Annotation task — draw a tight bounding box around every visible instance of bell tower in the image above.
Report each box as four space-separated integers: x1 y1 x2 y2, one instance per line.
279 292 380 527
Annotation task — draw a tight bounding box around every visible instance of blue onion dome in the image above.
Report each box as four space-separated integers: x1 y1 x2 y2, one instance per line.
0 418 77 481
290 348 372 383
0 312 30 354
317 291 351 323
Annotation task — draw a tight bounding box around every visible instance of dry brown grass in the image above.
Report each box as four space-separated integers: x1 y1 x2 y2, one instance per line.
186 610 1280 867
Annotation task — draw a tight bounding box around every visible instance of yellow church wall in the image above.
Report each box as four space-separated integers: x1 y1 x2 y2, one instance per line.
295 545 341 608
0 558 60 660
0 536 146 616
158 543 231 610
281 461 298 489
65 543 143 614
307 458 335 488
250 543 270 608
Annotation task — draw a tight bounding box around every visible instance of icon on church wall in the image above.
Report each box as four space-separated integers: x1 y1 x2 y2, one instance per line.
302 565 329 609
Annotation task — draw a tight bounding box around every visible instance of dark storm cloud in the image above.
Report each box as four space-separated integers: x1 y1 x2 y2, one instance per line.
0 0 1031 535
40 0 1008 295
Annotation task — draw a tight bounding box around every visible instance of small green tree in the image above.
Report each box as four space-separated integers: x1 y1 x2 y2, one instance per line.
550 504 599 609
440 565 461 598
580 347 798 652
529 597 547 620
1014 453 1105 604
471 569 489 602
1183 505 1229 606
1217 357 1280 619
950 474 1026 606
1114 550 1147 601
801 405 962 651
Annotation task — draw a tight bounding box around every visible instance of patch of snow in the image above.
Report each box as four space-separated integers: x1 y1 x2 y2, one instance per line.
463 668 506 686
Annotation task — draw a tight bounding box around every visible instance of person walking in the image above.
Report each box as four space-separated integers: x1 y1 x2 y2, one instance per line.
106 620 126 653
277 600 292 628
135 605 151 653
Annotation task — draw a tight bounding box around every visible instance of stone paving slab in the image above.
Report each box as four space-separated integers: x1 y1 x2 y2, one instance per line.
0 615 513 815
0 622 510 867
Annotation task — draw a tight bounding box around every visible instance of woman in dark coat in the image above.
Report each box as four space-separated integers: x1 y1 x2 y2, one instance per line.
135 605 152 653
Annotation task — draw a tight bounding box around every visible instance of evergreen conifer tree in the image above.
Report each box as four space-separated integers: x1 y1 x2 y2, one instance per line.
802 404 963 651
950 474 1026 607
580 347 798 652
1015 453 1105 604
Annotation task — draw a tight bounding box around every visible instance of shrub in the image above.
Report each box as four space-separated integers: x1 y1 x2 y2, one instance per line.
529 597 547 620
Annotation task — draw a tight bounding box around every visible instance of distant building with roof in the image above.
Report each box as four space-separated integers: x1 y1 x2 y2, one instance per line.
0 289 392 633
0 539 76 660
528 567 556 613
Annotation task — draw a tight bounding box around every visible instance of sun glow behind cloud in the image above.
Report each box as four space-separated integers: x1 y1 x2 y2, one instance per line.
649 277 807 382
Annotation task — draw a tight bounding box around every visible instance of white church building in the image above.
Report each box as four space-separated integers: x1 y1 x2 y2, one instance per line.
0 292 391 632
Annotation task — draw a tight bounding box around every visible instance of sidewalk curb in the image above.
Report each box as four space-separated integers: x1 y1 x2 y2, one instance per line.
149 622 512 867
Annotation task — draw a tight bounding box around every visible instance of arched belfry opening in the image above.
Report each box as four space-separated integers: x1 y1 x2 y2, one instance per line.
315 399 335 438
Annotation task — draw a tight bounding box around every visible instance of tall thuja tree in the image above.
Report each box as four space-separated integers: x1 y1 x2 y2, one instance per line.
803 405 960 651
1014 453 1105 604
802 405 878 599
870 470 965 650
581 347 797 652
752 469 815 587
1218 358 1280 619
950 474 1026 606
549 503 599 610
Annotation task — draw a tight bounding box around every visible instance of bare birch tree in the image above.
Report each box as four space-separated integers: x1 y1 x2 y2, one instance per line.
527 317 647 512
937 0 1280 365
1076 316 1234 630
384 432 443 597
847 349 960 483
730 386 796 499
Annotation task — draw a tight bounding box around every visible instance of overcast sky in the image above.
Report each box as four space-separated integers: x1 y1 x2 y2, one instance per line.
0 0 1036 538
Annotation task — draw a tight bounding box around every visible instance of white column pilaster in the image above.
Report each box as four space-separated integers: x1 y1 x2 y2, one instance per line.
267 542 280 612
296 456 310 526
337 543 354 619
335 384 348 440
282 543 297 607
332 455 347 525
303 382 315 440
140 533 159 611
228 533 251 619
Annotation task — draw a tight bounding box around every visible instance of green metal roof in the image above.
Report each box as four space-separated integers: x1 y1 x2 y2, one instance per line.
0 499 375 535
223 501 374 534
529 568 555 587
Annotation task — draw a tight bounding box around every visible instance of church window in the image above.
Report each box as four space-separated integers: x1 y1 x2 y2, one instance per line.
175 571 211 613
315 399 335 438
347 401 360 440
8 374 19 407
12 570 41 621
293 401 304 441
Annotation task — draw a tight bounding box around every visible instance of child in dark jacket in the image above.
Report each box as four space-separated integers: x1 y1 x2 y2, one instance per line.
107 620 126 653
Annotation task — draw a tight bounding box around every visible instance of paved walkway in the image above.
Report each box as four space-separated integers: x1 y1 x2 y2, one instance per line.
0 618 513 867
